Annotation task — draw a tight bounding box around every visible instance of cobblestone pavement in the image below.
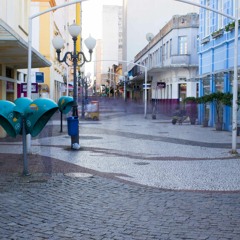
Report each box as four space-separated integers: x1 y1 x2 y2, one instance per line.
1 174 240 240
1 98 240 239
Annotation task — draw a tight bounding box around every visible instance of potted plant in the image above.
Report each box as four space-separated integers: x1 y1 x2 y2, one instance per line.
211 28 224 39
206 92 232 131
225 22 235 32
198 94 211 127
184 97 198 125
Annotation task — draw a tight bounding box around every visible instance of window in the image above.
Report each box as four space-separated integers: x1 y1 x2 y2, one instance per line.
156 49 159 65
233 0 240 19
166 41 169 59
178 36 187 55
205 0 210 36
160 47 162 64
217 0 224 29
179 83 187 101
239 0 240 18
170 39 172 57
163 44 165 60
6 67 13 78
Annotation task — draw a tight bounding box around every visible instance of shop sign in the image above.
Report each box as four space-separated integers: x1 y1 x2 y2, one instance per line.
143 83 151 90
157 82 166 88
21 83 38 93
36 72 44 83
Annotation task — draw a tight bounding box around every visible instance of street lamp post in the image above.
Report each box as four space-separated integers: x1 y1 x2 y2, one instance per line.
79 72 91 119
81 74 85 119
124 71 128 101
52 23 96 149
27 0 88 152
174 0 239 153
84 73 91 104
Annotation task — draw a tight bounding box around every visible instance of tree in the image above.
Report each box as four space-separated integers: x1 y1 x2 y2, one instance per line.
204 92 232 130
183 97 198 125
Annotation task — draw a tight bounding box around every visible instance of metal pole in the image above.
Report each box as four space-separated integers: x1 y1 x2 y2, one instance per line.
124 77 126 101
174 0 238 153
113 72 116 98
22 117 30 176
71 37 79 147
144 67 147 118
85 79 88 103
81 77 85 119
26 18 32 153
66 64 69 96
232 2 239 153
60 111 63 133
27 0 89 152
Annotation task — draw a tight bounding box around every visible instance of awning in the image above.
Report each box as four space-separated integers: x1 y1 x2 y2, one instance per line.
0 19 51 69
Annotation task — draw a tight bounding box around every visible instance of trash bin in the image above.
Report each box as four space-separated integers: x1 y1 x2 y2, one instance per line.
67 116 79 136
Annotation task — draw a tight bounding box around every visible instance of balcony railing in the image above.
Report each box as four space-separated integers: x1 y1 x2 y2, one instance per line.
170 54 190 65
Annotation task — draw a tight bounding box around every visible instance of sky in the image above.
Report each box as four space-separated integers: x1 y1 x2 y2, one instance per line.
81 0 198 73
82 0 122 39
81 0 198 39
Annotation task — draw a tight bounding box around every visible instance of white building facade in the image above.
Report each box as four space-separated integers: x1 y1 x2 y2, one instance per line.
133 13 199 113
122 0 198 65
99 5 123 87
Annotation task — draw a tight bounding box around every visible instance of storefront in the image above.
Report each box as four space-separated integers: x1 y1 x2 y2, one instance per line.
0 20 50 138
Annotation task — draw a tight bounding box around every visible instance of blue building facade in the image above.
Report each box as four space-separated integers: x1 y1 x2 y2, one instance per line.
198 0 240 130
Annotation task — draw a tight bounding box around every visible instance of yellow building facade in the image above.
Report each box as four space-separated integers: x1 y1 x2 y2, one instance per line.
33 0 82 101
0 0 50 137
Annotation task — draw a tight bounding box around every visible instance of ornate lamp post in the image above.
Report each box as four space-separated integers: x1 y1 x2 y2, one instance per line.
79 72 91 119
52 23 96 149
124 71 128 101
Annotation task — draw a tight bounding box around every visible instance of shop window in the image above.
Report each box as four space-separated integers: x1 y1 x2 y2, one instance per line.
6 67 13 78
215 74 224 92
6 81 14 102
179 83 187 102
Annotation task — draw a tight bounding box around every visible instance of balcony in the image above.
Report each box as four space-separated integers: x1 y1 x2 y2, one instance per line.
170 55 190 65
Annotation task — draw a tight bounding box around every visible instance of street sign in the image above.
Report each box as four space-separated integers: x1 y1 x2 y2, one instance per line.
36 72 44 83
157 82 166 88
143 83 151 90
21 83 38 93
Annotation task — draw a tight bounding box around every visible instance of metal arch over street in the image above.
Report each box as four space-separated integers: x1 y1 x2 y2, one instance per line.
27 0 89 99
174 0 239 153
27 0 89 151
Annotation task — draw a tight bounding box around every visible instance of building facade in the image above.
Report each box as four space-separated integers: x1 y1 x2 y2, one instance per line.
132 13 199 113
0 0 82 138
32 0 80 102
96 4 123 91
0 0 51 137
0 0 51 102
122 0 198 66
198 0 240 130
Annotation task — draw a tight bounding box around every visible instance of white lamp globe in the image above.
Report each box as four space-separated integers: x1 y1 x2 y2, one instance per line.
68 23 81 38
52 35 64 50
84 35 96 50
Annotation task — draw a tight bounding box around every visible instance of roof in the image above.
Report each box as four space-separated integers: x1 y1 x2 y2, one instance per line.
0 19 51 69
